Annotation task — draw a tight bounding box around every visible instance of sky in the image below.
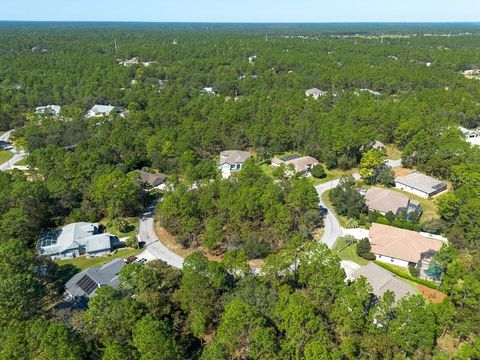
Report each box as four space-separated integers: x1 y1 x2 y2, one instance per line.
0 0 479 23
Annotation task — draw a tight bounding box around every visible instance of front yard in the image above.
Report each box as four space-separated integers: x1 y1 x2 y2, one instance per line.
101 217 139 238
0 150 13 165
56 247 142 270
332 237 369 266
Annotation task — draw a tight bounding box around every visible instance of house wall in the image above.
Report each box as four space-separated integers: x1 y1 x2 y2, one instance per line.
374 254 411 268
395 183 429 198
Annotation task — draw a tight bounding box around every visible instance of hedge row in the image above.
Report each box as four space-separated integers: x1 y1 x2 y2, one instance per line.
373 260 438 289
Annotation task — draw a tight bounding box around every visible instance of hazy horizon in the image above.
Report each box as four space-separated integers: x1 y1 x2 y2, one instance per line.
1 0 479 23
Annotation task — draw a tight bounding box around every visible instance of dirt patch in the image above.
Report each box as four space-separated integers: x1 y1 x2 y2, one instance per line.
419 285 447 303
394 167 415 177
154 223 200 258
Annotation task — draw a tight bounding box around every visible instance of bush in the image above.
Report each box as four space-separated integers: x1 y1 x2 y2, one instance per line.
125 236 139 249
421 219 446 235
311 164 327 179
408 264 419 277
356 238 371 257
113 218 134 233
362 252 376 260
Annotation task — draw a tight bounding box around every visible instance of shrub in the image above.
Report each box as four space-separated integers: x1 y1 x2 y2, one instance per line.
356 238 371 257
311 164 327 179
113 218 133 233
408 264 419 277
362 252 376 260
244 239 271 259
125 236 139 249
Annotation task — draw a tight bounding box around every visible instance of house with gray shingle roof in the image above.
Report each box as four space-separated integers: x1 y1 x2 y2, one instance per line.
219 150 252 179
38 222 119 260
349 262 415 301
65 258 126 299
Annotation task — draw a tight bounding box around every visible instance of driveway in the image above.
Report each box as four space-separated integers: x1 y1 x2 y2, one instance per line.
137 203 184 269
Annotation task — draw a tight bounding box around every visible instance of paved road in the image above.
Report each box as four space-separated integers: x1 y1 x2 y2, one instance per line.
137 203 184 269
0 130 27 171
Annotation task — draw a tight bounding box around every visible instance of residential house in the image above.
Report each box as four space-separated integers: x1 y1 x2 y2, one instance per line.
35 105 61 116
364 187 422 218
137 170 167 189
38 222 119 260
86 104 124 118
271 155 320 175
348 262 414 300
219 150 252 179
65 258 126 299
371 140 385 151
202 87 216 95
395 172 447 198
305 88 327 100
248 55 257 63
357 88 382 97
459 126 479 139
369 223 445 278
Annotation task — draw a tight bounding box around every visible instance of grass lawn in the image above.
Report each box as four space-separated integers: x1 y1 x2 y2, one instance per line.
102 217 139 238
0 150 13 165
56 248 142 270
260 163 276 178
332 237 369 266
15 157 28 166
384 144 402 160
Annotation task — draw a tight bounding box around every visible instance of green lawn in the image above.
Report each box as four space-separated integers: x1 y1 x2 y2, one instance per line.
0 150 13 165
384 144 402 160
15 157 28 166
332 237 369 266
56 248 142 270
101 217 139 238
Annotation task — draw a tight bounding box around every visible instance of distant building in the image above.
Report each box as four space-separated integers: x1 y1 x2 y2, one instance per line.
38 222 119 260
36 105 61 117
369 223 445 277
248 55 257 63
364 187 421 217
458 126 479 139
271 155 320 174
395 172 447 198
371 140 385 151
219 150 252 179
86 104 123 118
65 258 126 299
357 88 382 97
348 262 414 300
202 87 216 95
137 170 167 189
305 88 327 100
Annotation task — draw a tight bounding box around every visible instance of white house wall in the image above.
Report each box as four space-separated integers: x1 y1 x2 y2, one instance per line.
374 254 410 268
395 183 429 199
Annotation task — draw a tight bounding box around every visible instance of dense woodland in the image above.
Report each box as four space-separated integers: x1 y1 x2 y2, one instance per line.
0 23 479 358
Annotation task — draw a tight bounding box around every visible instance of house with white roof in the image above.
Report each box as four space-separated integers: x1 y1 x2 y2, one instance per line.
395 172 447 198
38 222 119 260
202 87 216 95
86 104 124 118
271 155 320 175
36 105 61 117
305 88 327 100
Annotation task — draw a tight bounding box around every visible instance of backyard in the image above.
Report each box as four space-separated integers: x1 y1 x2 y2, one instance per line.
56 247 142 270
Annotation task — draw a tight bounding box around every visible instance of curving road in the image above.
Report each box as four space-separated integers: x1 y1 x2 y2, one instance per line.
0 131 27 171
140 159 402 266
137 203 184 269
